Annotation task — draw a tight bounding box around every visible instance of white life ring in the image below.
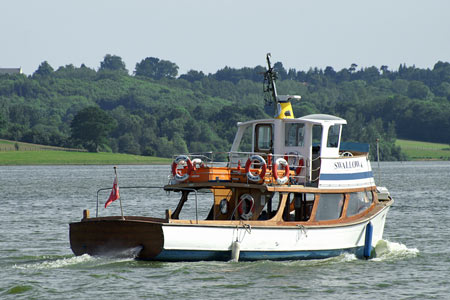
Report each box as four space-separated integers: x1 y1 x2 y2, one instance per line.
171 155 193 182
191 158 203 170
273 158 290 185
238 193 255 220
244 155 267 182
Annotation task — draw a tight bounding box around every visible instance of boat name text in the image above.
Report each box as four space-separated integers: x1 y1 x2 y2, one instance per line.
334 160 363 169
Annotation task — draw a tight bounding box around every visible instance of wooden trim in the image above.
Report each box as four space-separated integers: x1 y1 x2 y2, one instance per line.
165 181 377 194
271 192 288 222
165 200 392 227
341 193 349 218
309 194 319 222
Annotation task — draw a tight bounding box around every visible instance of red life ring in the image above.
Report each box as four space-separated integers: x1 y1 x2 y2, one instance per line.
171 155 193 182
296 158 304 176
273 158 290 185
238 194 255 220
244 155 267 182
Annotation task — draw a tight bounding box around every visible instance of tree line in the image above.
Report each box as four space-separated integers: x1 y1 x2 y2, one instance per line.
1 54 450 160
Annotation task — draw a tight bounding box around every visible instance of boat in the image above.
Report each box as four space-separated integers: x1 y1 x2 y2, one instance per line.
69 54 393 261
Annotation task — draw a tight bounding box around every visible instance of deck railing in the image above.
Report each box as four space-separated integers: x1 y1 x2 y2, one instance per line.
95 186 203 223
171 151 309 185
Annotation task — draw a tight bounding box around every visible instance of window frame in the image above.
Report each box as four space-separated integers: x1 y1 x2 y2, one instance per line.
254 123 273 153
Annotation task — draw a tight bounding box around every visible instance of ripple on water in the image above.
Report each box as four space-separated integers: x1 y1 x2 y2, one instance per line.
4 285 33 295
13 254 95 270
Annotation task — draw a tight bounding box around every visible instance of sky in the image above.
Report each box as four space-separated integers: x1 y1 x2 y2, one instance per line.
1 0 450 76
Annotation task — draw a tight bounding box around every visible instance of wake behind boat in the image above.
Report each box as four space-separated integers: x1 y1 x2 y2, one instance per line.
69 54 393 261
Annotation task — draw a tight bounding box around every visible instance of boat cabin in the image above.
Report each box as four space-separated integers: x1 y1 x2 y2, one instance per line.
165 182 381 225
230 114 348 185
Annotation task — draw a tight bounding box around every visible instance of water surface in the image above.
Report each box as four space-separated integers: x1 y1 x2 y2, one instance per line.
1 162 448 299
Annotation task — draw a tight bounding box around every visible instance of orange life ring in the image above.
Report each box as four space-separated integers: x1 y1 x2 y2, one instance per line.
244 155 267 182
171 155 193 182
273 158 290 184
238 194 255 220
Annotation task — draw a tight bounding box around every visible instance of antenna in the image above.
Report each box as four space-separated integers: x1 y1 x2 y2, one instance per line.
264 53 278 116
263 54 298 119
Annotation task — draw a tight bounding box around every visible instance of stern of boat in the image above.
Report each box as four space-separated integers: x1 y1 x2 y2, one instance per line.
69 216 165 260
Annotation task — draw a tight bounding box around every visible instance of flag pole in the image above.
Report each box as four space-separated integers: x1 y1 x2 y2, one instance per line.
114 166 125 220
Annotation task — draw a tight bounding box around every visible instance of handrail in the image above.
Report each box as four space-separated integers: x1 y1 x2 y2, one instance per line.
96 186 165 217
95 186 198 222
171 151 313 185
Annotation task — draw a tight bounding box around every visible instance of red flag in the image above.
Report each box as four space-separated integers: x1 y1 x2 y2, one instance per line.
105 175 120 208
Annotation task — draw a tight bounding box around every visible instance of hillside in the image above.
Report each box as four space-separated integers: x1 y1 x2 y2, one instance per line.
1 55 450 161
396 139 450 160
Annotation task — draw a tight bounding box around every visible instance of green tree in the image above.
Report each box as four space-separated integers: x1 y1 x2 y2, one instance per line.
70 106 117 152
179 70 205 82
33 61 54 77
407 80 430 99
134 57 178 79
273 62 287 80
118 133 141 154
99 54 128 73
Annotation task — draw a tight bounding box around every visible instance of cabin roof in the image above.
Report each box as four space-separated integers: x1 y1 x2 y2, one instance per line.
236 114 347 127
299 114 347 125
236 118 275 127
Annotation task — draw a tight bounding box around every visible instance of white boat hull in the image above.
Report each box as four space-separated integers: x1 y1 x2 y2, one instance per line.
155 206 390 261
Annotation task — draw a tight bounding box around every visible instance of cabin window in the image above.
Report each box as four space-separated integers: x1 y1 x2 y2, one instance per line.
312 125 322 147
259 192 281 220
315 194 344 221
237 125 252 152
255 124 272 152
285 123 305 147
285 193 315 221
347 191 373 216
327 125 341 148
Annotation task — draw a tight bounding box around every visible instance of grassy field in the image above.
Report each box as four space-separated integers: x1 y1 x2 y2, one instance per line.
396 139 450 160
0 139 172 165
0 139 85 152
0 151 172 165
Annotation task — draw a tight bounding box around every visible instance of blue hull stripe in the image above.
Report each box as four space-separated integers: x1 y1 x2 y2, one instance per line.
320 171 373 181
150 247 367 262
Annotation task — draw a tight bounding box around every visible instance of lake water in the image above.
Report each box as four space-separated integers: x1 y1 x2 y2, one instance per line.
1 162 449 299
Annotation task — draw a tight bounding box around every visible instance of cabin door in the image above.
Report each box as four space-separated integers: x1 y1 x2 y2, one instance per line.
254 124 273 154
311 124 322 186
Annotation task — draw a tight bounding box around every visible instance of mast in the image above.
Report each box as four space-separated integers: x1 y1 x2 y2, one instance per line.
263 53 299 119
264 53 278 106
